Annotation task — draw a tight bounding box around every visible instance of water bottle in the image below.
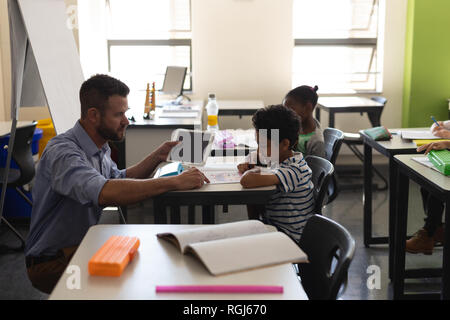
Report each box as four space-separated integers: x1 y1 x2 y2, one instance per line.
206 93 219 131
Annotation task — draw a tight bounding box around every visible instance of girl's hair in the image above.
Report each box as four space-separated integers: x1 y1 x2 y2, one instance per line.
285 85 319 107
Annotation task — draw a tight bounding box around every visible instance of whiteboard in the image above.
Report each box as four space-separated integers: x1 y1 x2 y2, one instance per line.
16 0 84 134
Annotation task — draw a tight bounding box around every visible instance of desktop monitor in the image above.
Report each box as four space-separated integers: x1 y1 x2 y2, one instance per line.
161 66 187 98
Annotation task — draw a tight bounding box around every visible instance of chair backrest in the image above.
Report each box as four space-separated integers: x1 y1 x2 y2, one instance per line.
298 215 356 300
322 128 344 165
370 96 387 106
305 155 334 215
10 122 37 187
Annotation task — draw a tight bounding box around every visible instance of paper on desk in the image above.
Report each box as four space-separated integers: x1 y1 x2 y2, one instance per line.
411 157 441 173
201 170 242 184
401 130 440 140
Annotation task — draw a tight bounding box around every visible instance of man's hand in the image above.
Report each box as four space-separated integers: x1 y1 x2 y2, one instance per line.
431 126 450 139
154 141 180 163
237 162 255 174
417 140 450 154
174 167 210 190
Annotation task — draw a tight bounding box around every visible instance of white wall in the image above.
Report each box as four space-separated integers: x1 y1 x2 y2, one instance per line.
191 0 293 130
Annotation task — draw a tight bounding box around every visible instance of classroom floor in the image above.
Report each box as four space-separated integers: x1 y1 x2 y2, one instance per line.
0 165 444 300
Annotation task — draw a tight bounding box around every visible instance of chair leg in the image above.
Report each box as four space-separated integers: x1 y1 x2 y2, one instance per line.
0 217 25 251
15 187 33 206
117 206 127 224
344 142 388 191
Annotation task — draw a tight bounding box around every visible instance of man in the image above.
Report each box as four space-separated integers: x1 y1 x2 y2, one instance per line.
25 74 209 294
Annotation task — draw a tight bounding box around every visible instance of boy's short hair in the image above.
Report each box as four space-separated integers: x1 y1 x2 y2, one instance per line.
80 74 130 118
252 104 300 149
285 85 319 107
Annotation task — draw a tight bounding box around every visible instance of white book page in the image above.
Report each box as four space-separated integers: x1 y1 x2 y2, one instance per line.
412 157 442 173
157 220 273 252
186 232 308 275
401 130 439 140
201 170 242 184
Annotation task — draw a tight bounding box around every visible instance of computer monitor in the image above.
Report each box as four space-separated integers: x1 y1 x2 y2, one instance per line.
161 66 187 98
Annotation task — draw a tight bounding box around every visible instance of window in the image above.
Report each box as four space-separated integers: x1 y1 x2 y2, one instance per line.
293 0 383 93
106 0 192 94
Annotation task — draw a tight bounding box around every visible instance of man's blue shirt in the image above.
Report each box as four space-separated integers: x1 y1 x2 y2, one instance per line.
25 121 126 257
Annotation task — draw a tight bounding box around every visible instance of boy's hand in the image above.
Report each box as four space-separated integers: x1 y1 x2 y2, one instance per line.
241 167 261 177
417 140 450 155
431 126 450 139
237 162 255 174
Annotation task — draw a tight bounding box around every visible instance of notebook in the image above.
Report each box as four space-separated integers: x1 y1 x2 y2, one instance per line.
157 220 308 275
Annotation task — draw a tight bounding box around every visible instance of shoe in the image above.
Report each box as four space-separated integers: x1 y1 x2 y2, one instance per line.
406 228 434 255
433 225 445 246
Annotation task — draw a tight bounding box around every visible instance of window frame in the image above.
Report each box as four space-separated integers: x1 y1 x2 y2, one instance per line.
292 1 382 94
105 0 193 92
107 39 193 92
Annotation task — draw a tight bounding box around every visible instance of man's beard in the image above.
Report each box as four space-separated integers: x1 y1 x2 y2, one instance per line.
97 120 125 142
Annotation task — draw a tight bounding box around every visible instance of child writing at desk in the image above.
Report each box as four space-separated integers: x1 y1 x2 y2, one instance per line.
237 105 315 242
283 85 325 158
406 121 450 255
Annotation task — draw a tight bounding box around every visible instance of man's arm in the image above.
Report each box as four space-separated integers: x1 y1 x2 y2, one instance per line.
126 141 179 179
99 167 209 206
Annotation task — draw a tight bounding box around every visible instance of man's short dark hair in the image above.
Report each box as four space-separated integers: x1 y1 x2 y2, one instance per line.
79 74 130 118
252 104 301 149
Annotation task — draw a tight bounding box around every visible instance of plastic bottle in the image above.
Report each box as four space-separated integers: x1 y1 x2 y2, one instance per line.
206 93 219 131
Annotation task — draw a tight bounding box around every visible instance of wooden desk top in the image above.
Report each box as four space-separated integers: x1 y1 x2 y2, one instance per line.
318 96 384 110
394 154 450 193
49 224 308 300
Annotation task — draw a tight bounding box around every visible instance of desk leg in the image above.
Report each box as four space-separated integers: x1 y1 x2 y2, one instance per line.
315 107 320 123
388 156 397 281
170 206 181 224
153 199 166 224
329 111 335 128
393 171 409 300
202 205 215 224
367 111 382 128
188 205 196 224
442 200 450 300
363 143 373 247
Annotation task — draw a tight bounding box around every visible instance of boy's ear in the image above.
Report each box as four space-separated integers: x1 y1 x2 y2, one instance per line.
281 138 291 150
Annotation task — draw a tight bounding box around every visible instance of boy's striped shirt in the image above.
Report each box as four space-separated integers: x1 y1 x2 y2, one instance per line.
265 152 315 242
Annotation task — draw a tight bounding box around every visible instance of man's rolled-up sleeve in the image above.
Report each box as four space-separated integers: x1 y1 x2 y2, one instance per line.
50 152 109 208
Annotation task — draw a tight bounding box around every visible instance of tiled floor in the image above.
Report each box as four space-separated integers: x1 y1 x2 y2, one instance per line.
0 165 444 300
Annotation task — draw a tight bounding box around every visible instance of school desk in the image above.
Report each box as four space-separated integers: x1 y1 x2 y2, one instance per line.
152 156 277 224
392 154 450 300
217 100 264 117
316 96 384 128
49 224 308 300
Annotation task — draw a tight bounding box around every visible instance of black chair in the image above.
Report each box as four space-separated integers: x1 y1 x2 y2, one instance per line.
297 214 356 300
322 128 344 203
0 122 37 250
304 155 334 215
341 96 388 191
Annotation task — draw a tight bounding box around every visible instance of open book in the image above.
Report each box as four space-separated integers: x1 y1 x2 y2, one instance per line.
157 220 308 276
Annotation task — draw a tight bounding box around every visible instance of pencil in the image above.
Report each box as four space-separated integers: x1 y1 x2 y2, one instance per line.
155 285 283 294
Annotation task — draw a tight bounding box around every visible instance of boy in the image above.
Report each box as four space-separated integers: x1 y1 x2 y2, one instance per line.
238 105 315 242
